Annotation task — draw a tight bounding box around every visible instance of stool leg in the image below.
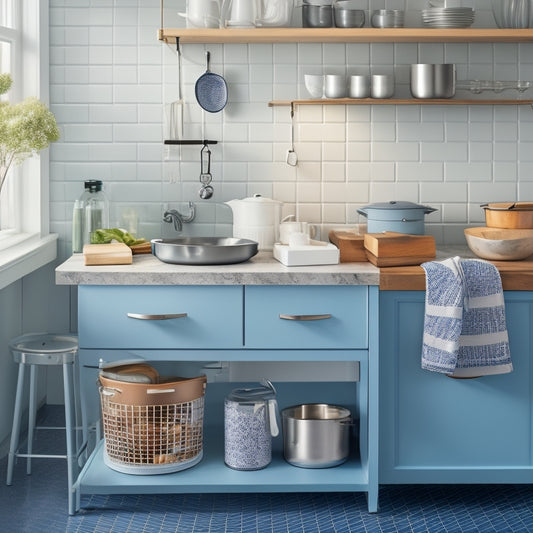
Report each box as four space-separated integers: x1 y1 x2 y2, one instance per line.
6 363 26 485
63 362 75 516
27 364 37 476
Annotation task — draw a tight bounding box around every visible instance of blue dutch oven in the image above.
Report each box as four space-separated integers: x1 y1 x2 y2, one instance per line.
357 200 437 235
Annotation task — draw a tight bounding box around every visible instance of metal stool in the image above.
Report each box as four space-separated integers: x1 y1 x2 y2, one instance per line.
6 333 79 515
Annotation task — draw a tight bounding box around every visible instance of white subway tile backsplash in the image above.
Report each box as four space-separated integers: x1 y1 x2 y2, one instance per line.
322 162 346 182
494 162 518 182
470 182 518 204
421 142 467 162
496 142 519 162
89 66 113 84
322 203 346 224
64 46 89 64
48 2 533 251
446 162 492 181
373 142 419 162
397 162 443 182
347 142 371 162
89 45 113 64
88 143 137 161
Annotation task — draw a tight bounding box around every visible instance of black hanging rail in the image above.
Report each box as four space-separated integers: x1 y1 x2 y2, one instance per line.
164 140 218 145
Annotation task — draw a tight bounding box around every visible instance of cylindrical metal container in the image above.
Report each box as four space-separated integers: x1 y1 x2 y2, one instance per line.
371 74 394 99
433 64 456 98
281 404 352 468
302 2 333 27
325 74 347 98
349 75 371 98
333 4 365 27
410 64 435 99
482 202 533 229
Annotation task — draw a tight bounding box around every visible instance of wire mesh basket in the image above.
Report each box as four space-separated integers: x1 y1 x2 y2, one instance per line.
99 374 207 475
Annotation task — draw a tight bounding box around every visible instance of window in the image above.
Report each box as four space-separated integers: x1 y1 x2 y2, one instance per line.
0 0 56 290
0 0 52 239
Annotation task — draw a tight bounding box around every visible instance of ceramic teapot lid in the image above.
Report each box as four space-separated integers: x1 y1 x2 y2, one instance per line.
239 194 282 205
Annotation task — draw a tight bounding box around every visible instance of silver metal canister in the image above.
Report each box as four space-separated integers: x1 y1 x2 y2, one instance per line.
410 64 435 99
434 64 456 98
224 379 279 470
410 63 456 99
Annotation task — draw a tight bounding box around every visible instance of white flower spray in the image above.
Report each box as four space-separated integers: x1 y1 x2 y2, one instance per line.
0 73 60 193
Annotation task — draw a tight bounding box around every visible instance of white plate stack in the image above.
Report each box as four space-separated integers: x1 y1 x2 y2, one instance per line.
422 7 474 27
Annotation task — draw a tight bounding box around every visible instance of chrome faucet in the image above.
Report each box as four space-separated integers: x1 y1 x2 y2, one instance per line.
163 202 196 232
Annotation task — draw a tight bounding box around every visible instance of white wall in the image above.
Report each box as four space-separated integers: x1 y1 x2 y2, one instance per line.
0 261 71 456
48 0 533 257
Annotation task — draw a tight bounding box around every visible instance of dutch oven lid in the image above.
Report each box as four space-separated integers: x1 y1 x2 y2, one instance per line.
363 200 431 210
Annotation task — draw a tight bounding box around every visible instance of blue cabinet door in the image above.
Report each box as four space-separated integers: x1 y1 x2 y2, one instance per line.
379 290 533 484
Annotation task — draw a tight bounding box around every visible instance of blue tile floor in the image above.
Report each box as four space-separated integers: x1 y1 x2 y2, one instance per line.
2 407 533 533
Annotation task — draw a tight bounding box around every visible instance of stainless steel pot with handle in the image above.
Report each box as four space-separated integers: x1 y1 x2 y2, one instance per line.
281 403 353 468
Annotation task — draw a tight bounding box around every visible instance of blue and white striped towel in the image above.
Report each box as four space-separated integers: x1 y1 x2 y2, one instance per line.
421 256 512 377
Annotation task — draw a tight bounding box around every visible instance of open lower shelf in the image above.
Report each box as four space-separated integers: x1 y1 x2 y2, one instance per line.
269 98 533 106
158 28 533 45
77 431 367 497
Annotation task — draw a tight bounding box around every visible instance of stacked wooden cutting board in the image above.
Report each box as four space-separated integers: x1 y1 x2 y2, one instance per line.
83 242 152 265
329 230 436 266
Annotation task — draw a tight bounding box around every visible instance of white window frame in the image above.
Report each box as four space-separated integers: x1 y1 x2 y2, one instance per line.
0 0 57 290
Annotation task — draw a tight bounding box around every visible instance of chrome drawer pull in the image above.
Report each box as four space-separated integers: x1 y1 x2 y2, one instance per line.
279 314 332 321
127 313 188 320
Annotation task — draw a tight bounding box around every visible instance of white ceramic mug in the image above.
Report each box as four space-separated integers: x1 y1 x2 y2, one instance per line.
279 221 318 245
186 0 221 28
227 0 259 26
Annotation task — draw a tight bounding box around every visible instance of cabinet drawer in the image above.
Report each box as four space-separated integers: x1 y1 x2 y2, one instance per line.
245 286 368 349
78 285 243 349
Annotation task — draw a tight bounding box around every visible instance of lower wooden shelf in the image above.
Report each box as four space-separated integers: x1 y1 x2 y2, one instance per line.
75 430 367 501
269 98 533 106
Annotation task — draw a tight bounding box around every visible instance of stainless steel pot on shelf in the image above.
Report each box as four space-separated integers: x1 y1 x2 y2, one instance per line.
281 403 353 468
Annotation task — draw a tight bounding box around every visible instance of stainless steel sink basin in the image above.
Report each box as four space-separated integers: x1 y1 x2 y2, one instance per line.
151 237 259 265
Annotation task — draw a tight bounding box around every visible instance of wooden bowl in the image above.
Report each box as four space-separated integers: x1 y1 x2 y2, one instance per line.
464 227 533 260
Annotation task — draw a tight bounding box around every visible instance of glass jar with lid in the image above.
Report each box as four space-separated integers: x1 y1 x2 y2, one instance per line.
224 379 279 470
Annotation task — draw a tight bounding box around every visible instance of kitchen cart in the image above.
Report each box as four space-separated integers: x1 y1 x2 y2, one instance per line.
56 256 379 514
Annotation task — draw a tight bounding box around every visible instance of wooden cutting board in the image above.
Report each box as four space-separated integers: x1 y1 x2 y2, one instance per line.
365 250 437 267
328 230 367 262
364 232 436 257
83 243 133 265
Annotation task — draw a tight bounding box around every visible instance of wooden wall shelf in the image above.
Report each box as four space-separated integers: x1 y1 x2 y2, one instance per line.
158 28 533 45
269 98 533 106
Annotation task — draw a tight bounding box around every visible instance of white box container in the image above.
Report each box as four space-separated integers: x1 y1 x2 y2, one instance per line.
273 242 340 266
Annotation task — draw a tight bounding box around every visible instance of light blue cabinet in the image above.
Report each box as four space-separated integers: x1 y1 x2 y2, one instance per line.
75 284 380 513
379 290 533 484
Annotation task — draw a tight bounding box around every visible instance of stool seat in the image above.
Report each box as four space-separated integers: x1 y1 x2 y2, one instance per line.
10 334 77 365
6 333 80 515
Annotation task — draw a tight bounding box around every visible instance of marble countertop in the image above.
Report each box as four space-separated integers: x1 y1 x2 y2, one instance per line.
55 251 380 286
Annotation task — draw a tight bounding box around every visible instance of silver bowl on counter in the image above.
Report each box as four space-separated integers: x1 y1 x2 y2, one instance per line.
151 237 259 265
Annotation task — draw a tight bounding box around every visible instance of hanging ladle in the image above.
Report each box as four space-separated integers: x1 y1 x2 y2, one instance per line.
286 102 298 166
199 143 214 199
